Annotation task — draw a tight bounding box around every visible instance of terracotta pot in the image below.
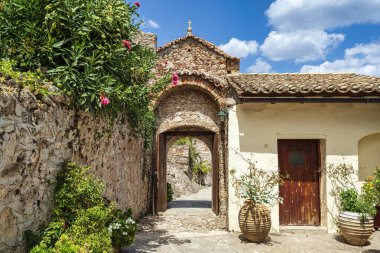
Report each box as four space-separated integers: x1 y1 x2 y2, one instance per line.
375 206 380 230
238 200 271 242
338 211 374 246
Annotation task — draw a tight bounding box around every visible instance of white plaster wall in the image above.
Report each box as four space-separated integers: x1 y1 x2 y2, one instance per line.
228 103 380 233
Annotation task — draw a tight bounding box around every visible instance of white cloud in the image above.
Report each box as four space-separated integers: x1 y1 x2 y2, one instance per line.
219 38 258 58
247 58 273 73
146 19 160 29
260 30 344 62
300 42 380 76
267 0 380 31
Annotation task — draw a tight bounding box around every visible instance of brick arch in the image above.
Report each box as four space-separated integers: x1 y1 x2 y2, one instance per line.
154 73 227 110
153 74 228 220
155 83 221 135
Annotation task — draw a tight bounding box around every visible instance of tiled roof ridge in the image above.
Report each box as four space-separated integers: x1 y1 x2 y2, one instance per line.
226 73 380 95
177 70 227 88
157 34 239 61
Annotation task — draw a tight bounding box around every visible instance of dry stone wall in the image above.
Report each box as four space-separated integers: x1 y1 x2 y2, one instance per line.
0 82 150 252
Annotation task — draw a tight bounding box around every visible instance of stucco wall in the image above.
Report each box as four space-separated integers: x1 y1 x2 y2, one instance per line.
358 133 380 180
0 84 150 252
228 102 380 233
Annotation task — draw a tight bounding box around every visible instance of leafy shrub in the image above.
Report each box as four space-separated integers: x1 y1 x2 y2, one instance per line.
30 162 137 252
362 167 380 207
108 209 137 249
0 0 169 137
0 59 49 95
167 183 173 202
339 188 376 219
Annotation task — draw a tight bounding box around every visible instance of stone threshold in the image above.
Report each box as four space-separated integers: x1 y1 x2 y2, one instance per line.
280 225 328 234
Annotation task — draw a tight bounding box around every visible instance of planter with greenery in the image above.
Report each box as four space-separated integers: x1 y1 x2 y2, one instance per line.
327 162 376 246
338 188 375 246
362 167 380 229
230 152 285 243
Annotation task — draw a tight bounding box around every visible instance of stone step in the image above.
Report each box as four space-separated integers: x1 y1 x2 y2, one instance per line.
279 226 328 234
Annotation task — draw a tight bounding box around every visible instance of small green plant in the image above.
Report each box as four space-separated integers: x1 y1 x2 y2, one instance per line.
167 182 174 202
230 150 285 205
339 188 376 221
108 208 137 249
362 167 380 207
326 162 377 224
30 162 136 252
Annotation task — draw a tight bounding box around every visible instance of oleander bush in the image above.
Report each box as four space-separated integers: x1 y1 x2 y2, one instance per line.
0 0 169 139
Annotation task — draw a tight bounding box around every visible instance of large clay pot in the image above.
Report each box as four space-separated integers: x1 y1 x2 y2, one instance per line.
375 206 380 230
338 211 374 246
238 200 271 242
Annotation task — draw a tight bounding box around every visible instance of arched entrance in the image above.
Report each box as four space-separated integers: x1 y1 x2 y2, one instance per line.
156 130 220 214
153 75 227 218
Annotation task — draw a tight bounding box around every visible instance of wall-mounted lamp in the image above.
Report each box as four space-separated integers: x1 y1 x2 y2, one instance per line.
218 109 228 123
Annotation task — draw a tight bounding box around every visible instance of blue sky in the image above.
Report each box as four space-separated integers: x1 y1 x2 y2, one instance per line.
137 0 380 76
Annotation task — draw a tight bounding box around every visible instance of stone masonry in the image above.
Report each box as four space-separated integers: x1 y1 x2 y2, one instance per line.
0 82 150 252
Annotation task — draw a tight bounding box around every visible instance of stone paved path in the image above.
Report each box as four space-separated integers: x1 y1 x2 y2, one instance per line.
123 187 380 253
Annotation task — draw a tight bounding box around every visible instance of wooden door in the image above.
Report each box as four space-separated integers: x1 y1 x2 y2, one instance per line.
212 134 220 215
278 140 320 226
156 133 167 212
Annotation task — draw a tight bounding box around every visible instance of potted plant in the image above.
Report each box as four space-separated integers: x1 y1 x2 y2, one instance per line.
230 152 285 243
362 167 380 230
338 188 375 246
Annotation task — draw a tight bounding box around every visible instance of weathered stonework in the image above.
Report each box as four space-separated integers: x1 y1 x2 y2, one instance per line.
166 139 212 198
166 143 201 198
154 33 232 220
0 82 150 252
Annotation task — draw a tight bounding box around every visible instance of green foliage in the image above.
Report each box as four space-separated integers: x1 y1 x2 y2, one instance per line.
54 163 104 223
108 209 137 249
24 224 46 252
327 162 376 222
0 0 169 137
339 188 376 219
362 167 380 207
0 59 49 95
175 137 211 180
31 162 137 252
167 183 173 202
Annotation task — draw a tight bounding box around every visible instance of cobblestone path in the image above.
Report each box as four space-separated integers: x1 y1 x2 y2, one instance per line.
123 187 380 253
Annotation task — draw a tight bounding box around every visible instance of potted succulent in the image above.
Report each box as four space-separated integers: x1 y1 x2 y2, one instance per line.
338 188 375 246
230 153 285 243
362 167 380 230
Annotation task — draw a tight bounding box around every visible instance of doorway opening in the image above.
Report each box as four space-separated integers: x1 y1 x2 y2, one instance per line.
155 131 219 215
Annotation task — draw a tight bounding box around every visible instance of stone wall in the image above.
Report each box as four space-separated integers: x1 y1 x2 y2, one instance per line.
166 139 212 198
157 38 236 77
0 82 150 252
166 143 201 198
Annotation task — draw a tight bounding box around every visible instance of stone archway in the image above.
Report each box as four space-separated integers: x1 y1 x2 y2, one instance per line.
153 79 227 218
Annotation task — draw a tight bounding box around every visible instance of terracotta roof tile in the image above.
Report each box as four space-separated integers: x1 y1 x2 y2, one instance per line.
177 70 227 89
226 73 380 96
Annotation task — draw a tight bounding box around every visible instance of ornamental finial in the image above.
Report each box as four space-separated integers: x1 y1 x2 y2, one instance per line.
187 20 192 35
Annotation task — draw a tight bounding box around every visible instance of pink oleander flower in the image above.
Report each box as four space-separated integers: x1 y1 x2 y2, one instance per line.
100 95 110 106
122 40 132 49
134 2 140 8
172 72 179 86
